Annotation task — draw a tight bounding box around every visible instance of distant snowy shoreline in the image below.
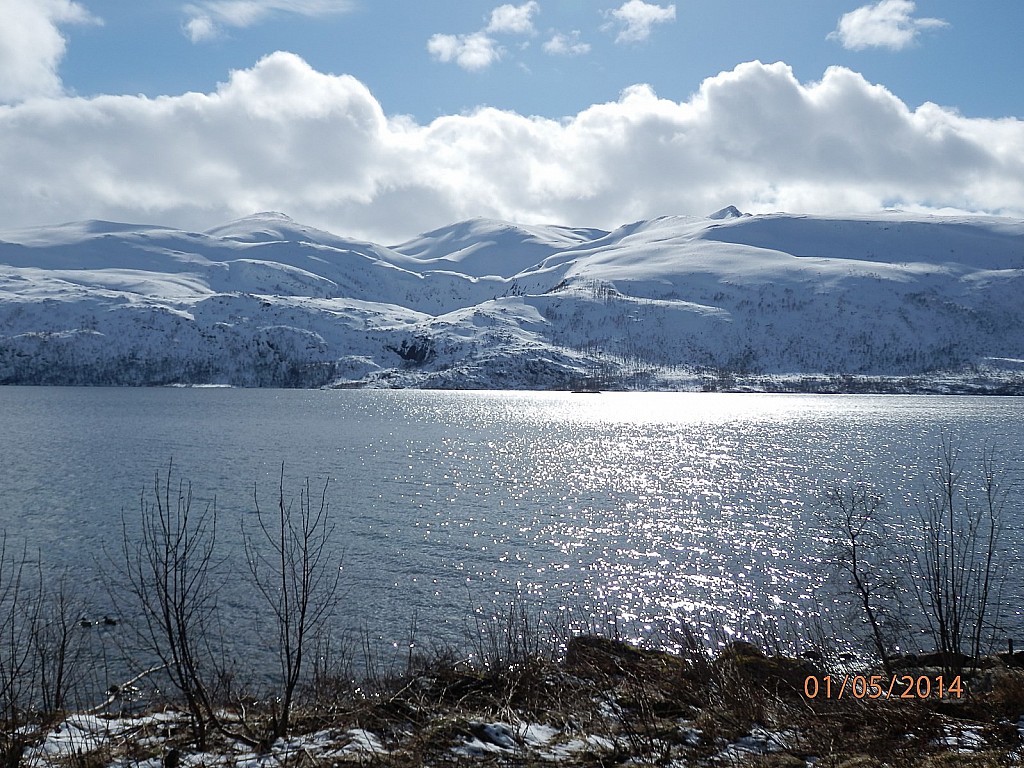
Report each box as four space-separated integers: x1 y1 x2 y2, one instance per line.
4 371 1024 395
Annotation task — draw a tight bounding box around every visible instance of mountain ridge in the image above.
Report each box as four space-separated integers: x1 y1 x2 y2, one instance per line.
1 209 1022 391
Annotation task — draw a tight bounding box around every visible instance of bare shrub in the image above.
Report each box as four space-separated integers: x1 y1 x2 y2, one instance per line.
0 534 38 767
910 438 1010 670
245 466 342 740
464 591 570 710
29 571 92 718
1 537 95 766
820 437 1014 674
819 483 903 674
118 463 223 748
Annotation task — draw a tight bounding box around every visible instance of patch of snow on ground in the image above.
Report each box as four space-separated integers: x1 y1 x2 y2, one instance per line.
340 727 386 754
25 714 152 761
677 722 702 746
936 724 986 753
454 721 519 757
716 725 795 762
453 720 583 760
517 722 560 747
541 734 616 761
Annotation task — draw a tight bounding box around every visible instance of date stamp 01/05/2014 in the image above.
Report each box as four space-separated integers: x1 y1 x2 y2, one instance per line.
803 674 964 700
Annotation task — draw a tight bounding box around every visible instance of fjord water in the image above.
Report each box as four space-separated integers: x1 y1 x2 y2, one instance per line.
1 388 1022 662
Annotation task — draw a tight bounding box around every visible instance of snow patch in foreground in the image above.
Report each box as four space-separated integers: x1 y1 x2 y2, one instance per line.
450 720 627 761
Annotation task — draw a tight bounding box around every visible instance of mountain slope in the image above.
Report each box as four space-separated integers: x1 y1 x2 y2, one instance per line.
1 210 1022 390
390 217 607 278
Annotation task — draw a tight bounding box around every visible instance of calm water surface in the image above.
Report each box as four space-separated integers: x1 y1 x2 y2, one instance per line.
1 388 1021 665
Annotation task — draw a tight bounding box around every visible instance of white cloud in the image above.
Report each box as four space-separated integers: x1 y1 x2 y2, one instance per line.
605 0 676 44
543 30 590 56
430 2 538 71
830 0 948 51
1 55 1021 243
427 32 502 71
183 0 355 42
184 14 218 42
0 0 100 103
486 1 539 35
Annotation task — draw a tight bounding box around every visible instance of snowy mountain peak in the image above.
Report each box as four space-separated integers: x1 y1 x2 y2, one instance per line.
204 211 336 244
708 205 744 220
391 217 605 278
1 209 1023 390
243 210 292 220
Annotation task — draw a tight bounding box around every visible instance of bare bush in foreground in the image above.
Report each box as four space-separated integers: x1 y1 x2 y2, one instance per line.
911 438 1010 670
0 534 38 767
820 483 903 674
1 538 95 768
119 464 222 748
245 467 342 740
29 572 91 718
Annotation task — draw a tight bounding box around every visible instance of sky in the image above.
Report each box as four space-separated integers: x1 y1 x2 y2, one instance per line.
1 0 1022 243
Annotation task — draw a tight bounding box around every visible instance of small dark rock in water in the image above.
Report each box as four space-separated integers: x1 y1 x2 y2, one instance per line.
102 616 118 626
79 618 93 629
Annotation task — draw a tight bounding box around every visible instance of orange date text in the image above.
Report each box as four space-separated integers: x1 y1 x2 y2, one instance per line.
803 674 963 700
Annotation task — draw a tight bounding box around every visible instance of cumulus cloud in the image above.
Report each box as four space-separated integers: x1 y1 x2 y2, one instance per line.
605 0 676 44
830 0 948 51
1 54 1021 243
183 0 355 42
486 1 539 35
0 0 100 102
429 2 539 70
427 32 502 71
543 30 590 56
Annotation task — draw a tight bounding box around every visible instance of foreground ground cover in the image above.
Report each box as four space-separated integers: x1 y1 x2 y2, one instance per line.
13 635 1024 768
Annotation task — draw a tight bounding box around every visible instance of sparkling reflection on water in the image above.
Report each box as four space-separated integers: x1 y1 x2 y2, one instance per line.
0 388 1021 665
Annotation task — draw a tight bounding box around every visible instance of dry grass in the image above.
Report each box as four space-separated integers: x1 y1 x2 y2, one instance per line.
5 633 1024 768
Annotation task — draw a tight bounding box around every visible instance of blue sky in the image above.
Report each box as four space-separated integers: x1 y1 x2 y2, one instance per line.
1 0 1022 242
52 1 1024 120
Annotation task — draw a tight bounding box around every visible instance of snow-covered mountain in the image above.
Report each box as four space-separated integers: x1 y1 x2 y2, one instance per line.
1 209 1023 391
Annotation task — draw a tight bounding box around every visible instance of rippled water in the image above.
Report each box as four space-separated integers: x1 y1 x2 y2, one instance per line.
1 388 1021 668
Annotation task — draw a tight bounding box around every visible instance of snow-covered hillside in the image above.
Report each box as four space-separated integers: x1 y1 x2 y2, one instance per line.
1 209 1023 391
